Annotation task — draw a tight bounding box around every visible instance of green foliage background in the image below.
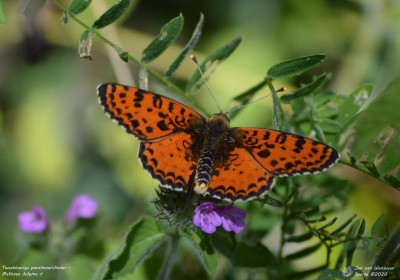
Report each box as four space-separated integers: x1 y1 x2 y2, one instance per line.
0 0 400 279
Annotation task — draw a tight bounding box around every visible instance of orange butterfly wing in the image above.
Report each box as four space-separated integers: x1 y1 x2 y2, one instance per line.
138 132 198 191
98 83 206 191
97 84 204 141
237 128 339 176
206 147 275 202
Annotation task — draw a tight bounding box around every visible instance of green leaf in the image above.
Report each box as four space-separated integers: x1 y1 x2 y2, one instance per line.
92 0 130 29
286 231 314 243
318 118 342 133
285 243 321 260
335 219 361 268
362 237 371 249
316 105 337 118
142 14 184 63
371 213 386 236
229 79 268 120
186 36 242 92
0 0 7 24
69 0 92 15
233 242 277 268
210 231 236 260
335 84 373 126
369 223 400 278
280 73 326 104
23 0 48 17
79 30 92 60
351 78 400 166
179 228 217 277
378 131 400 174
165 14 203 78
232 79 268 104
91 216 166 280
267 54 326 79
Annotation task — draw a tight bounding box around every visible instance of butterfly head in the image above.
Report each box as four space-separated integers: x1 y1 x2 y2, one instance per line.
210 112 230 124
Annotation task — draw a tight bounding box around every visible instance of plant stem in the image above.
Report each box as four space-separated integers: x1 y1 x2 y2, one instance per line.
339 158 391 186
157 234 180 280
51 0 210 116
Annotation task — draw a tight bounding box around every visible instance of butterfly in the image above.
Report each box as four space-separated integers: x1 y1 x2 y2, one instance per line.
97 83 340 202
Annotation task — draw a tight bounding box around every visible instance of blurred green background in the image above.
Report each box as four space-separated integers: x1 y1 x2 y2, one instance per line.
1 0 400 278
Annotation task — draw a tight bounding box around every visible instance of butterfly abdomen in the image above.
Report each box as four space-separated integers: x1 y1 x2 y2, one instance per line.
194 151 215 195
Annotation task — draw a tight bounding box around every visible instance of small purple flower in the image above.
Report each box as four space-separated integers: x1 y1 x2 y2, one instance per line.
193 202 222 234
217 204 246 234
18 205 47 233
193 202 246 234
65 194 98 222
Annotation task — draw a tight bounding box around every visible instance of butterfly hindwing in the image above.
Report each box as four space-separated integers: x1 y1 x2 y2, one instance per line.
207 147 275 202
138 132 199 192
237 128 340 176
97 83 205 141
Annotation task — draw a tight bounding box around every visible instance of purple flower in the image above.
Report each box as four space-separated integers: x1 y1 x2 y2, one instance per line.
18 205 47 233
193 202 222 234
193 202 246 234
217 204 246 233
65 194 98 222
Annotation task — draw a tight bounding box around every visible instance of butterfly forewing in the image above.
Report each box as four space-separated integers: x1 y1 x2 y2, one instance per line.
97 84 205 141
237 128 339 176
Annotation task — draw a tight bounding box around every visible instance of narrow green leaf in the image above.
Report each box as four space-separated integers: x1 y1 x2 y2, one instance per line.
318 217 338 231
0 0 7 24
179 228 217 277
260 194 284 207
233 79 268 104
186 36 242 92
23 0 48 17
286 231 314 242
316 105 337 118
229 79 268 120
233 242 277 268
92 0 130 29
331 214 357 237
371 213 386 236
165 14 204 78
285 243 321 260
91 216 166 280
142 14 184 63
362 237 370 249
281 73 326 104
69 0 92 15
267 54 326 79
360 161 380 177
318 118 342 133
79 30 92 60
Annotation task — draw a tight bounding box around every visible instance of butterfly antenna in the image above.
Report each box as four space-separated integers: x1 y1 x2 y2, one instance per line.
228 86 286 114
191 55 222 112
